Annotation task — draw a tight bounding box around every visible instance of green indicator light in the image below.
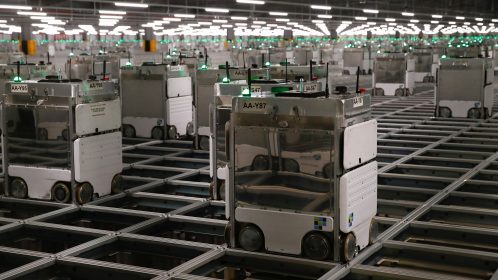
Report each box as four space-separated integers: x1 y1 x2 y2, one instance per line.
265 61 271 67
222 77 230 83
13 76 22 83
125 61 132 67
241 88 250 96
69 52 74 57
200 64 208 70
441 55 447 59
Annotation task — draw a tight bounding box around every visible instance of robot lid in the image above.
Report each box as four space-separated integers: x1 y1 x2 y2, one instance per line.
5 79 117 99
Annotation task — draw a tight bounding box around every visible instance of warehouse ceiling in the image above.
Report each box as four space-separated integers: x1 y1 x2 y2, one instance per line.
0 0 497 36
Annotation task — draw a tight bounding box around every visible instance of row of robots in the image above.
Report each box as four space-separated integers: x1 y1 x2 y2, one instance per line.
348 42 495 118
0 38 495 262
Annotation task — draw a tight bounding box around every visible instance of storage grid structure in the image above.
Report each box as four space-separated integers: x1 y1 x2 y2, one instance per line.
0 83 496 279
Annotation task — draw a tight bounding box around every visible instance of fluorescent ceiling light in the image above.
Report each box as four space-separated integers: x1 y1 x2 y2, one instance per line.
174 13 195 18
213 19 228 23
363 9 379 14
198 21 212 25
114 2 148 8
99 10 126 15
100 15 123 19
464 22 470 25
269 11 287 16
449 21 456 24
342 21 352 24
163 17 182 22
0 5 32 10
318 14 332 19
235 23 247 26
311 5 331 10
31 16 54 20
275 18 289 22
431 21 439 24
205 8 229 13
385 18 395 22
221 24 233 28
367 22 376 25
401 12 414 16
46 20 66 25
410 19 419 23
312 20 324 23
253 21 266 24
231 16 247 20
492 19 498 23
432 14 442 18
456 16 465 20
355 16 367 21
236 0 265 4
477 22 483 26
267 23 278 27
17 11 46 16
475 17 483 21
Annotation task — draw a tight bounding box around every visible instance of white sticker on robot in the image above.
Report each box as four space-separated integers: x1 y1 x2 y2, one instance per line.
10 84 28 93
241 101 267 112
353 96 364 108
304 83 317 91
88 81 104 90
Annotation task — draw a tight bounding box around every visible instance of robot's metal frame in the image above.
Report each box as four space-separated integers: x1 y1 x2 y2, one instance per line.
1 79 122 204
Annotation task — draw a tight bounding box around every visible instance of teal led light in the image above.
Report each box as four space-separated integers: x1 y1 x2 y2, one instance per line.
13 76 22 83
200 64 208 70
222 77 230 83
241 88 250 96
441 55 447 59
265 61 271 67
125 61 132 67
69 52 74 57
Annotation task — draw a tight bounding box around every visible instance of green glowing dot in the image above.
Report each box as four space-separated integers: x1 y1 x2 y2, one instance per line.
13 76 22 82
222 77 230 83
242 88 250 96
200 64 208 70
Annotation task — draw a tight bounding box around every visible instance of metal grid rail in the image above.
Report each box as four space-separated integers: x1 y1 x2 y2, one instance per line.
0 88 496 280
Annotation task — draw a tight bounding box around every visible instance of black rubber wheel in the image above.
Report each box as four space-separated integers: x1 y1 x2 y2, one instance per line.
369 220 379 245
218 181 226 201
323 163 333 179
186 122 194 137
38 128 48 140
438 107 452 118
122 124 136 138
111 174 123 194
238 224 264 252
342 232 357 262
468 108 482 119
199 136 210 151
252 155 269 170
151 126 164 139
224 222 232 247
61 128 69 141
75 182 93 204
9 178 28 198
52 182 71 203
302 232 331 261
283 159 299 173
167 125 177 139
